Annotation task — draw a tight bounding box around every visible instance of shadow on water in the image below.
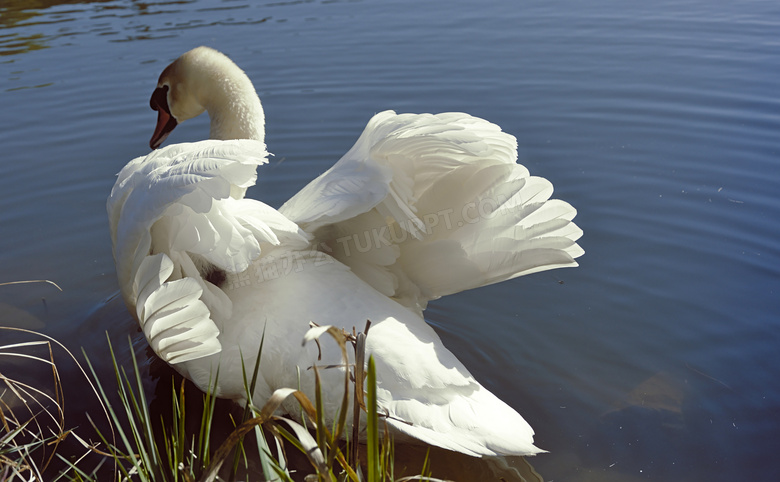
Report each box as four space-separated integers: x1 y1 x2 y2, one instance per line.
1 1 113 56
0 0 202 57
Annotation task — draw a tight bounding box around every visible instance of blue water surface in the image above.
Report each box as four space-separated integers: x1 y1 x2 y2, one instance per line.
1 0 779 480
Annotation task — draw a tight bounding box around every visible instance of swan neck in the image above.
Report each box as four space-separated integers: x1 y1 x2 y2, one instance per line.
200 64 265 142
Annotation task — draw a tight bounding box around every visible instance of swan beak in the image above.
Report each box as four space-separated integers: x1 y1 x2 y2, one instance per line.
149 86 178 150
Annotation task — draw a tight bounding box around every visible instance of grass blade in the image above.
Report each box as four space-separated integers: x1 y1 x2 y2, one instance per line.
366 356 379 482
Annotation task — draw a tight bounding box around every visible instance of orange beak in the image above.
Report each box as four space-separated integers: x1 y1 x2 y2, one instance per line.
149 86 178 149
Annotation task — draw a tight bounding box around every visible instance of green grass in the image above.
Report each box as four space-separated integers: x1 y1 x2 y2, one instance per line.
0 326 105 482
0 323 445 482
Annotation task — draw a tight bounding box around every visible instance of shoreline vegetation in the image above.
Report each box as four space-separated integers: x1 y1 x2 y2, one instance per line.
0 318 444 482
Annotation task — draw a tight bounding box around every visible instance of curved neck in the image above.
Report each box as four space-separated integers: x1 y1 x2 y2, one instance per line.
203 73 265 142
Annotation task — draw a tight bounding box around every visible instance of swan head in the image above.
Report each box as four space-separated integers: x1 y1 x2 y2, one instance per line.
149 46 265 149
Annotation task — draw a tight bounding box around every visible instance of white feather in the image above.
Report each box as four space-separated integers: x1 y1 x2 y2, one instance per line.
109 46 584 458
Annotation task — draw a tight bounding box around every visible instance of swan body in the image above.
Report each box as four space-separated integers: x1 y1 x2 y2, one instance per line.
108 46 583 457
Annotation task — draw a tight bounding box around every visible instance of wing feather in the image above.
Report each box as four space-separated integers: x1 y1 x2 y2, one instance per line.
280 111 583 309
108 139 310 363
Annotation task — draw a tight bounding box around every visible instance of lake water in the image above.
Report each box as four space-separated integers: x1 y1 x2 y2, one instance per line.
1 0 779 480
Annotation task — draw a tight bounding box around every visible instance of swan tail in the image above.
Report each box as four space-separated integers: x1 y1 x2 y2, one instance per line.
384 383 545 457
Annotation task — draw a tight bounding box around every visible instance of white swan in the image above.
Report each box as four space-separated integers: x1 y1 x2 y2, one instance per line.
107 46 583 457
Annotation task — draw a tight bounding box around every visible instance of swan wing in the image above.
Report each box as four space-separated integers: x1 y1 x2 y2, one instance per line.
280 111 583 309
108 139 309 363
280 111 425 234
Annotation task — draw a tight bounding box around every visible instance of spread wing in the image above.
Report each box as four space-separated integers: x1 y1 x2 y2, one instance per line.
281 111 583 310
